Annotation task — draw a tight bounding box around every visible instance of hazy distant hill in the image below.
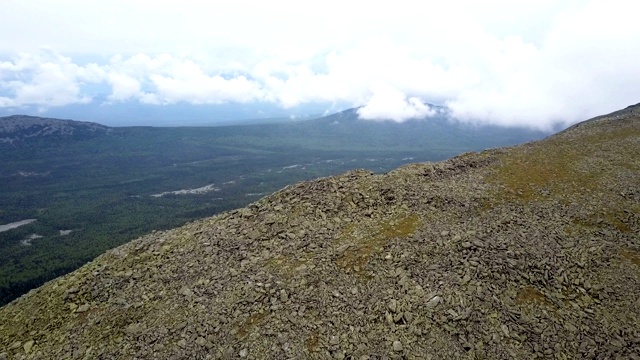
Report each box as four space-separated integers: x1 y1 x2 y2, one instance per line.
0 99 334 127
301 106 548 152
0 104 637 358
0 115 110 146
0 108 548 153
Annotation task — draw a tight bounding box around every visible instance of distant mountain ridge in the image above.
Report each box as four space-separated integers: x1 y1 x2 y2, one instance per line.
0 109 548 153
0 115 110 145
303 105 546 153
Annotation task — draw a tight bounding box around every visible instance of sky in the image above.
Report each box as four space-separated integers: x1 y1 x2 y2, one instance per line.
0 0 639 128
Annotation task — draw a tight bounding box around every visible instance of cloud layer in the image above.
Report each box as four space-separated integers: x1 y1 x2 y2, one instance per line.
0 1 639 128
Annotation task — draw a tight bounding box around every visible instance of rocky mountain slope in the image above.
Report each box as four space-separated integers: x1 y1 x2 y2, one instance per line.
0 105 639 359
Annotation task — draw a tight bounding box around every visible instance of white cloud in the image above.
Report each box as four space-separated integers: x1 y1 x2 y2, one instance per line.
0 51 103 108
445 0 640 129
103 55 266 105
0 1 638 127
107 73 141 102
357 85 437 122
147 61 263 104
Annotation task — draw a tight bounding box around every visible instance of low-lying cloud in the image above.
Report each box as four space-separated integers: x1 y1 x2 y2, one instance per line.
357 85 437 122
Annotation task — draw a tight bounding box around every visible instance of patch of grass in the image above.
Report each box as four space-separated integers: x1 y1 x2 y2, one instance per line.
605 210 633 233
235 311 268 339
305 331 320 352
488 126 640 204
264 253 313 278
490 143 584 203
485 124 639 240
620 248 640 266
515 286 555 309
334 214 420 274
570 208 636 234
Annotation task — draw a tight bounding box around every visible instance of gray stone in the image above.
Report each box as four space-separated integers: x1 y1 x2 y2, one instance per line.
280 289 288 302
393 340 403 352
125 323 143 335
179 286 193 297
330 335 340 345
195 337 206 346
388 299 398 313
426 295 442 308
501 324 509 337
23 340 35 353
